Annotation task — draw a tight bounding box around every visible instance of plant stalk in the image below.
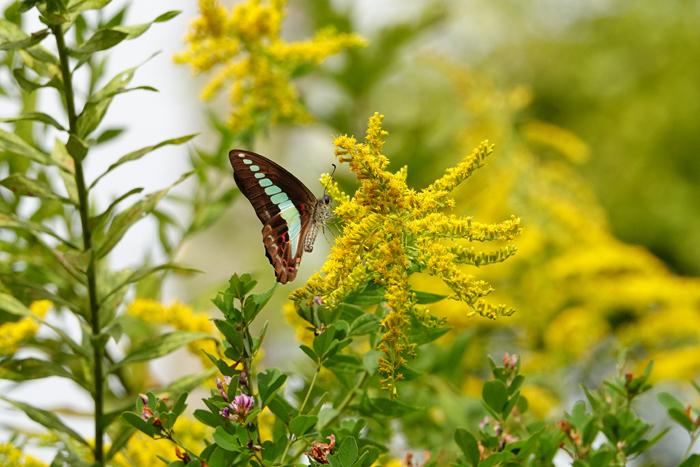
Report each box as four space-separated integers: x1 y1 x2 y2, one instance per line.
53 25 104 466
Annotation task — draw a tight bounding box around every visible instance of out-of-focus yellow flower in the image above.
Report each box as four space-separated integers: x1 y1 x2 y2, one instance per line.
0 300 52 356
291 113 521 398
283 302 313 346
0 443 47 467
175 0 367 132
520 385 559 420
420 60 700 384
543 307 609 361
110 416 209 467
127 299 218 371
521 120 590 163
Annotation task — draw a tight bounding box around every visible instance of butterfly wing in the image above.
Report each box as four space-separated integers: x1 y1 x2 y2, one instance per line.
229 149 317 284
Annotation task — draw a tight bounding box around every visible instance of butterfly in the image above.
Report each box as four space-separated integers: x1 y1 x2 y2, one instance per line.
229 149 333 284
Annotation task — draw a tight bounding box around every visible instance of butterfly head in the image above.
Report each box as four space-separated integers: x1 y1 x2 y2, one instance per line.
315 195 333 223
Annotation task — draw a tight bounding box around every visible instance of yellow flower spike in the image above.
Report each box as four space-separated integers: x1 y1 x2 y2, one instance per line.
0 300 52 356
291 113 521 398
0 443 47 467
175 0 366 132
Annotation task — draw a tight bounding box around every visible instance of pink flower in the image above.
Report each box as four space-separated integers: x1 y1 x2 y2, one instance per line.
220 394 255 423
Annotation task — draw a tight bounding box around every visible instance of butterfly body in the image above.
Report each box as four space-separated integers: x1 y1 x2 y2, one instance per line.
229 149 332 284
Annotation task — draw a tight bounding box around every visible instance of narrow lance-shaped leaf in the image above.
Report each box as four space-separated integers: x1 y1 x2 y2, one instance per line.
51 139 78 203
0 396 90 446
101 263 203 304
1 173 75 205
76 54 157 138
90 134 198 188
0 358 77 383
89 187 144 231
68 0 113 14
71 28 128 54
0 128 71 171
95 171 193 258
0 28 49 51
111 331 214 371
0 214 78 249
0 112 66 131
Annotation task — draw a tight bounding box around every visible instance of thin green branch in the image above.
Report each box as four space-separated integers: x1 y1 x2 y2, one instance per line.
52 25 105 466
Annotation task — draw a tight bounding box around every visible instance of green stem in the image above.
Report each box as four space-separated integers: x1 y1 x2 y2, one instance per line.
683 430 700 460
298 364 321 414
281 364 322 462
53 25 104 466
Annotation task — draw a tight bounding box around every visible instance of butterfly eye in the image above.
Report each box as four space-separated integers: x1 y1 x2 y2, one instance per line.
323 195 331 204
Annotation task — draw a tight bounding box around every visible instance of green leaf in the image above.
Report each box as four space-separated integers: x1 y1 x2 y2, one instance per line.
408 325 451 345
337 436 358 467
257 368 287 407
412 290 448 304
95 128 124 144
0 28 49 50
679 454 700 467
0 127 70 170
76 56 155 138
158 367 217 396
72 28 128 54
0 112 65 130
668 407 694 431
89 187 143 231
300 344 318 363
105 423 136 461
289 415 318 436
0 214 77 248
1 396 89 446
362 350 382 375
1 173 74 204
102 263 203 303
213 426 241 452
0 358 76 382
349 313 380 336
657 392 685 411
50 139 78 202
313 324 337 359
0 293 32 317
455 428 480 466
95 171 193 258
193 409 221 428
483 379 509 413
68 0 113 13
121 411 160 438
154 10 181 22
90 134 197 188
112 331 213 371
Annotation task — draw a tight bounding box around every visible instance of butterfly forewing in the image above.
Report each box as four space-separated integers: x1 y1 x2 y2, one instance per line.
229 150 317 284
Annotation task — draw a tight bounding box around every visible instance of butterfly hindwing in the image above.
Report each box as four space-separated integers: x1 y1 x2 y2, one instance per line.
229 149 317 284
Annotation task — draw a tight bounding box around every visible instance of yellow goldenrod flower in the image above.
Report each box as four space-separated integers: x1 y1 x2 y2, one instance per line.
174 0 367 132
126 299 219 371
0 300 52 356
290 113 521 397
0 443 47 467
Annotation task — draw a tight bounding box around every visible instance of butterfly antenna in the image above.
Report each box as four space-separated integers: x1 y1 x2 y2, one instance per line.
323 164 337 198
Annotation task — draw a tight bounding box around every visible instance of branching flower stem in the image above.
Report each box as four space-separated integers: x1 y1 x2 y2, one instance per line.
281 363 321 462
52 25 104 465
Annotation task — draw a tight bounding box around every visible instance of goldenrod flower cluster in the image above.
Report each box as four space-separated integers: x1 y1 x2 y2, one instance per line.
423 62 700 404
126 299 218 370
174 0 367 132
0 300 51 356
0 443 46 467
290 113 521 397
